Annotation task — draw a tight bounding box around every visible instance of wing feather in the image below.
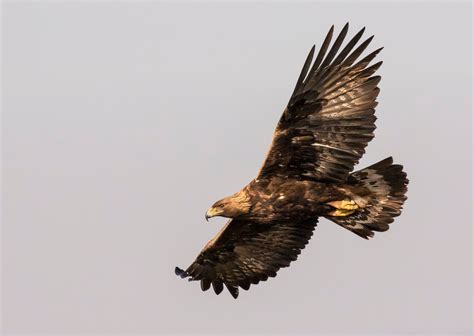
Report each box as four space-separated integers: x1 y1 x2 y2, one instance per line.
319 22 348 70
175 219 317 298
305 25 334 81
259 24 383 182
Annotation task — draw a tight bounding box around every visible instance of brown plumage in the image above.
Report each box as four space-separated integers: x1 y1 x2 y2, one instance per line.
175 23 408 299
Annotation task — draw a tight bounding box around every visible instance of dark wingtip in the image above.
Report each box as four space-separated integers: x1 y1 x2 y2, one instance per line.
326 25 335 39
212 281 224 295
358 26 366 37
342 22 349 31
201 279 211 291
226 284 239 299
175 266 188 278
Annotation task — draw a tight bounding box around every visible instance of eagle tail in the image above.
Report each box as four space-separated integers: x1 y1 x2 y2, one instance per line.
325 157 408 239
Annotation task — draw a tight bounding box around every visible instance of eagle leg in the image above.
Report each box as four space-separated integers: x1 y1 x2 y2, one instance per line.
327 199 359 216
327 208 356 217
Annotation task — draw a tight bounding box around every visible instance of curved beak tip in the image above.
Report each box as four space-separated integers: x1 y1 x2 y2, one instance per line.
205 214 210 222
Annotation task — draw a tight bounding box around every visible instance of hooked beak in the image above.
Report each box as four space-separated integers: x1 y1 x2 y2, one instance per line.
205 207 220 222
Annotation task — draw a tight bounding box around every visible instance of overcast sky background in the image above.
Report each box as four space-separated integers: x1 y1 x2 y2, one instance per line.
2 1 472 335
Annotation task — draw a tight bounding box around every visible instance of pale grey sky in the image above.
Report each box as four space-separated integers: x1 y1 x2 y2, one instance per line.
2 1 472 334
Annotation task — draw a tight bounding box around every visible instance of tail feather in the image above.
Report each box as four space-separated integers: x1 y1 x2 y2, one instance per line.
326 157 408 239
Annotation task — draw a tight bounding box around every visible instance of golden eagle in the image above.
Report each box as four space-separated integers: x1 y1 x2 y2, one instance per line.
175 24 408 299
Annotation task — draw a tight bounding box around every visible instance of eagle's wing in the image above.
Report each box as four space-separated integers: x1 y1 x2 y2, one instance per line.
259 23 382 182
175 218 317 298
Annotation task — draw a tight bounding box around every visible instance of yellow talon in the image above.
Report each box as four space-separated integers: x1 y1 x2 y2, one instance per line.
328 209 356 217
328 199 359 211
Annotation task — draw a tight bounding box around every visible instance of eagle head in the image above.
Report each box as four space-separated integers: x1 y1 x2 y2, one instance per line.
205 190 251 221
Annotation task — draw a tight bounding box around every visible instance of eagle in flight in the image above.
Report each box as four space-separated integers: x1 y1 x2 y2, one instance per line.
175 24 408 298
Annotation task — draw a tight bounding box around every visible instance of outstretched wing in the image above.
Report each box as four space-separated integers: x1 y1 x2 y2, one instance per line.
175 218 317 298
259 23 382 182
